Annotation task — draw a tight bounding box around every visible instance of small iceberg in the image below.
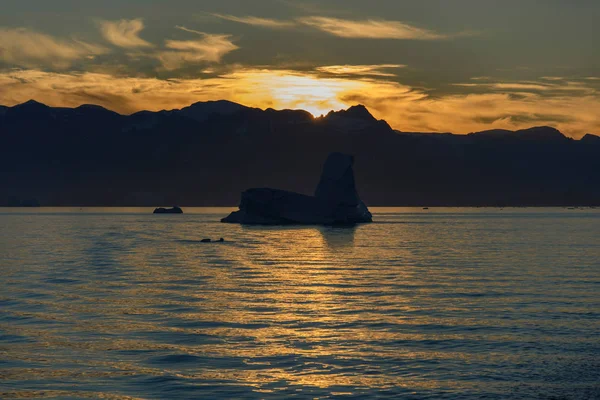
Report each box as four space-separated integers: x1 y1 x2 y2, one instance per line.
153 206 183 214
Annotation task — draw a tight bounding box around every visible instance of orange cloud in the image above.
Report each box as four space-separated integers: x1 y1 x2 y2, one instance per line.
1 69 598 138
453 80 596 94
316 64 406 77
100 19 153 48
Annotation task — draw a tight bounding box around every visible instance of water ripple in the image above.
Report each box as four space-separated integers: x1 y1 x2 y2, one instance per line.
0 208 599 399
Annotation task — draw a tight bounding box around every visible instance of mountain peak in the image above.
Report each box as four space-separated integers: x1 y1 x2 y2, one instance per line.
469 125 567 141
581 133 600 143
16 99 49 108
183 99 246 110
325 104 377 122
73 104 121 118
8 100 53 118
76 104 109 111
516 126 567 140
194 99 240 106
177 100 248 122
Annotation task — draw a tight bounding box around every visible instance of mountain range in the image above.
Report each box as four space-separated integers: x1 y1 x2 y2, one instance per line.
1 100 599 206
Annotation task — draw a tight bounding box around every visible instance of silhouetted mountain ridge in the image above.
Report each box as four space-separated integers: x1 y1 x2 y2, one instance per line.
468 126 568 141
177 100 252 122
325 104 377 121
581 133 600 143
1 100 599 206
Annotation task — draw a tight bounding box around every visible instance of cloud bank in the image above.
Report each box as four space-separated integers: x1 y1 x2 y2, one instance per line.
0 28 107 69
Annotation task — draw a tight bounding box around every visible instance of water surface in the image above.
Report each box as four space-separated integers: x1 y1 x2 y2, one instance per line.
1 208 599 399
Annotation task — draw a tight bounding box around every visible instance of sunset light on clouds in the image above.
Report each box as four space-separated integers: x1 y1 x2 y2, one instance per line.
1 0 599 137
2 3 600 399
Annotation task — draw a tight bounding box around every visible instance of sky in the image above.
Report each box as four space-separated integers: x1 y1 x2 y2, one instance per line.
1 0 599 137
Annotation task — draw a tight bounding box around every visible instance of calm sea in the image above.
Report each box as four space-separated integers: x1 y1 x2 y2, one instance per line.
1 208 599 399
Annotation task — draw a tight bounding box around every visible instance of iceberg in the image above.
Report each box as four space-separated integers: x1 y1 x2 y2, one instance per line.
222 153 372 225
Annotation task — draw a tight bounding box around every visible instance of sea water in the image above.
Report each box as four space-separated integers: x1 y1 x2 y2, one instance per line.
1 208 599 399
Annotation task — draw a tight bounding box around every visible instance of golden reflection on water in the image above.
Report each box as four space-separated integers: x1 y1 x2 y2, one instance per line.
1 209 599 398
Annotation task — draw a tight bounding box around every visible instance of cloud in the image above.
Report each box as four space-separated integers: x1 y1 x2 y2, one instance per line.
316 64 406 77
96 23 238 69
0 28 107 69
100 19 152 48
0 68 386 116
212 14 296 29
348 80 600 137
210 14 454 40
453 80 596 95
297 17 446 40
157 29 239 70
1 69 599 138
175 26 206 35
491 83 552 91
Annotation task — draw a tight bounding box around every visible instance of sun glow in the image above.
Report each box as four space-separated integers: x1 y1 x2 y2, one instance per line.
225 69 362 116
2 68 600 137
